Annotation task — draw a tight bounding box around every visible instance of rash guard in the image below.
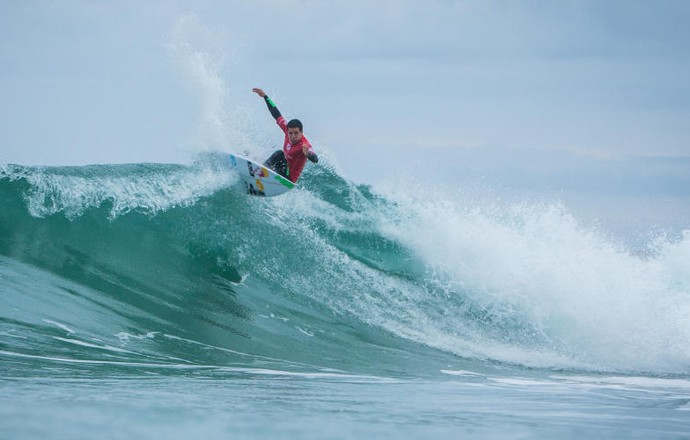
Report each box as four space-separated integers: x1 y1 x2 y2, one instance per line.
263 96 314 183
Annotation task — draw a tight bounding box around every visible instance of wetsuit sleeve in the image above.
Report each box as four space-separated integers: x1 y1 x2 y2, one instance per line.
263 96 282 120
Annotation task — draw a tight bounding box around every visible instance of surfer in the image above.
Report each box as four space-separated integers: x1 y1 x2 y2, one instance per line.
252 88 318 183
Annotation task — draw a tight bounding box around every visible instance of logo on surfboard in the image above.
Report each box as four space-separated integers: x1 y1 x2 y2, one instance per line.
229 153 295 197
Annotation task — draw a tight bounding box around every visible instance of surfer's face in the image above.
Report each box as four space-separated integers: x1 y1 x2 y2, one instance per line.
288 127 303 145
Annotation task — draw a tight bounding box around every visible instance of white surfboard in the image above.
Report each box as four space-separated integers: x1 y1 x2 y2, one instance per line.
228 153 295 197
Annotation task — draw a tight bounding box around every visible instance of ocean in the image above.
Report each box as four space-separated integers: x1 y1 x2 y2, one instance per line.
1 155 689 439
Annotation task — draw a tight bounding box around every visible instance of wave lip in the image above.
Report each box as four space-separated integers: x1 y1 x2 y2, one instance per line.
1 158 238 219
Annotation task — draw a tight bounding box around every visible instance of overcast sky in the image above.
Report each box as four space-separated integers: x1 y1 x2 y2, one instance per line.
1 0 689 197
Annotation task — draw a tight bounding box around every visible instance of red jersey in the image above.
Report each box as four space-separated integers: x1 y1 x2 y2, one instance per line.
276 116 313 183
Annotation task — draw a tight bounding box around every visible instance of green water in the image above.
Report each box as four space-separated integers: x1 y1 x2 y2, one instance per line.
1 158 689 438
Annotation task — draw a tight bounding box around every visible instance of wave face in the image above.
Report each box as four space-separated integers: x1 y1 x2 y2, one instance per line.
1 155 690 377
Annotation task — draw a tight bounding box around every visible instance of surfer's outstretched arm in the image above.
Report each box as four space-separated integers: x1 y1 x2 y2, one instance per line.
252 88 282 121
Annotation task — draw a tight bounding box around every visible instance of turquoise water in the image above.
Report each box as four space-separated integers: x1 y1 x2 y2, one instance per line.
1 156 689 439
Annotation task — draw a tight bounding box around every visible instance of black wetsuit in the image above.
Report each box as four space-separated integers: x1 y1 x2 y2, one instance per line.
264 149 289 179
261 96 290 179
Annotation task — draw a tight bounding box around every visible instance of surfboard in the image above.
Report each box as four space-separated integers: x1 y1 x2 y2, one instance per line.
228 153 295 197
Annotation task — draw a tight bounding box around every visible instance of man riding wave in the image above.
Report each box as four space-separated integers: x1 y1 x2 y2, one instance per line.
252 88 318 183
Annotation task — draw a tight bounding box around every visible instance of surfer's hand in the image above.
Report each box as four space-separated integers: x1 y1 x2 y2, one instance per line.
306 150 319 163
252 88 266 98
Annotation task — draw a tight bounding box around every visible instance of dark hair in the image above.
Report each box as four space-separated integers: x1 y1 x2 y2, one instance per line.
287 119 303 131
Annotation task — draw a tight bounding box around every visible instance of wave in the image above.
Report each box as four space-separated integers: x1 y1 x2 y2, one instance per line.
1 154 689 376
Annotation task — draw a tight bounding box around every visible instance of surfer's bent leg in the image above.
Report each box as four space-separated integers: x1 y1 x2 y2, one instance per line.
263 150 289 179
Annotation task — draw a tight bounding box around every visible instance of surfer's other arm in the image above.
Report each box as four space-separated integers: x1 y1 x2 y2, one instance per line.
252 88 282 120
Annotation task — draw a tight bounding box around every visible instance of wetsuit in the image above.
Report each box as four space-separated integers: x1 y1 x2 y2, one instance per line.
261 96 317 183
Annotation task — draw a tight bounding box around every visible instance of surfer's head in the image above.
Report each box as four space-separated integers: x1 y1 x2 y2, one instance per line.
287 119 303 144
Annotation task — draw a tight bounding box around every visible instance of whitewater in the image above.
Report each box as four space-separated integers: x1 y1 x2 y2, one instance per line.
1 155 689 439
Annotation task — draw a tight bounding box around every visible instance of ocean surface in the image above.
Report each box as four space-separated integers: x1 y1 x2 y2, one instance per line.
1 155 689 439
